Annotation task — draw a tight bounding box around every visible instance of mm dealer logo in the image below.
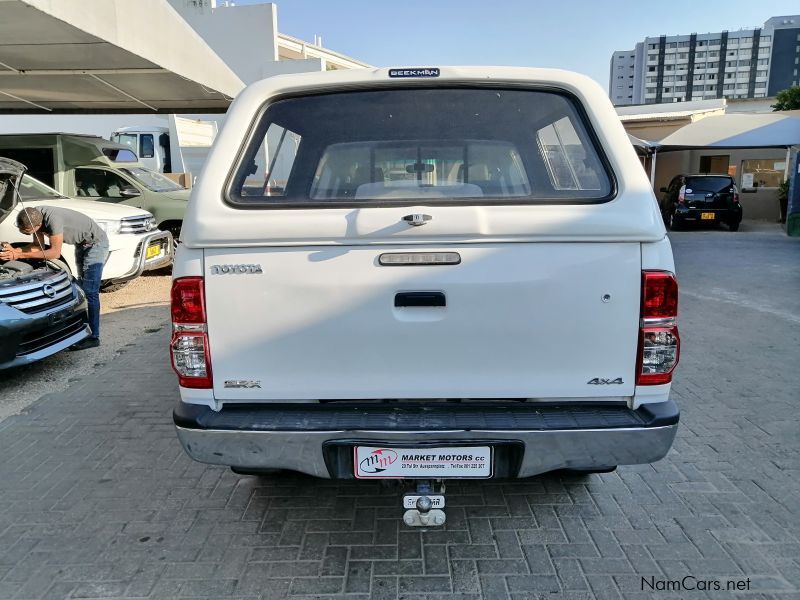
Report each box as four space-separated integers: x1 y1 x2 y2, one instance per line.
358 449 397 474
389 68 440 78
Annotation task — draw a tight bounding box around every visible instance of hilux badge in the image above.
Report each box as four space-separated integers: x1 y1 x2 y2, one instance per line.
224 380 261 388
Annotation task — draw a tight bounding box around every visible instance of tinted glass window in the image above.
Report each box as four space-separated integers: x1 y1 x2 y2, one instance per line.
229 88 612 207
139 134 155 159
102 148 138 162
685 177 734 193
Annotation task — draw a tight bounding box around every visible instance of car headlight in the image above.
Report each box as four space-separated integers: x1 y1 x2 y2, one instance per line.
96 220 122 235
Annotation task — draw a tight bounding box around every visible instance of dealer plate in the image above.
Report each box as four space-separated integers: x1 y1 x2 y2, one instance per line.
700 212 715 220
145 243 162 260
354 446 492 479
403 494 445 509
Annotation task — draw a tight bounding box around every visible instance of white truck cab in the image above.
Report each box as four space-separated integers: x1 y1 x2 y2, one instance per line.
171 67 680 527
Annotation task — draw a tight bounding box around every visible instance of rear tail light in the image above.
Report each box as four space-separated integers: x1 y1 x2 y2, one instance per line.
637 271 680 385
678 185 686 204
170 277 212 388
733 186 740 203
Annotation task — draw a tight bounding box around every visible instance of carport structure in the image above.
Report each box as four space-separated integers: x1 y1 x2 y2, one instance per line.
0 0 244 113
632 112 800 225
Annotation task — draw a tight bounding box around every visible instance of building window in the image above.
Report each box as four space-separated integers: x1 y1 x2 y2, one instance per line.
709 39 720 46
756 70 768 77
708 73 716 80
760 35 770 43
648 66 656 72
755 81 766 88
678 52 689 59
646 87 657 93
707 62 718 69
676 85 686 92
696 51 706 58
667 42 677 48
698 40 706 46
741 159 783 188
724 84 735 90
757 59 769 65
648 54 658 61
739 59 751 67
706 85 716 91
649 43 658 49
708 51 719 58
679 41 690 47
665 64 674 71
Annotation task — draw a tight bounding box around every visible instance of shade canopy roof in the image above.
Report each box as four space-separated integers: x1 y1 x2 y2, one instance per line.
657 111 800 150
0 0 244 113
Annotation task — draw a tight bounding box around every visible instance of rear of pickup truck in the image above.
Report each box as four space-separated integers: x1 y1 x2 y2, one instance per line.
170 67 680 484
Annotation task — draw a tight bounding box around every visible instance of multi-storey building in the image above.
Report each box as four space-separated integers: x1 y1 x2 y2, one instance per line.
610 15 800 105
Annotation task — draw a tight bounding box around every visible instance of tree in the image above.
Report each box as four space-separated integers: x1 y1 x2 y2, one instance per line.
771 86 800 111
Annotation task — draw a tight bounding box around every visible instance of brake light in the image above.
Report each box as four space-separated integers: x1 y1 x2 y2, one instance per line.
732 186 740 203
637 271 680 385
678 185 686 204
170 277 212 388
641 271 678 319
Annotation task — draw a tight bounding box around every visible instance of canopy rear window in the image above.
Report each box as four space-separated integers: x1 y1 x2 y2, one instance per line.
228 88 613 207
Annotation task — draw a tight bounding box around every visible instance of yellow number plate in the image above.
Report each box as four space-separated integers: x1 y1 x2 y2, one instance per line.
145 243 162 259
700 212 715 220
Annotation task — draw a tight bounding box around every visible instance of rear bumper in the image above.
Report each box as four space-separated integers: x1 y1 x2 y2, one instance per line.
174 400 679 478
676 206 742 223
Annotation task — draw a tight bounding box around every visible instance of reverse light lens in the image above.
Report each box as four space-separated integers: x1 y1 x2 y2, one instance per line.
171 332 212 388
171 277 206 323
637 327 680 385
642 271 678 319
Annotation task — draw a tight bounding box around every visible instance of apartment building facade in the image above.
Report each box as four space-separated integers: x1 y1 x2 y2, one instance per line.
610 15 800 106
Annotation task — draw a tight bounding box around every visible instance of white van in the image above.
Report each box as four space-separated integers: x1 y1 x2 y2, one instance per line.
170 67 680 526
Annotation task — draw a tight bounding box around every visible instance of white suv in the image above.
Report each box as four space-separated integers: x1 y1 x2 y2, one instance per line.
0 175 172 287
170 67 680 527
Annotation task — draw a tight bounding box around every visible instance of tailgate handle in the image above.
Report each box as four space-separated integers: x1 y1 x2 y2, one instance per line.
394 291 446 308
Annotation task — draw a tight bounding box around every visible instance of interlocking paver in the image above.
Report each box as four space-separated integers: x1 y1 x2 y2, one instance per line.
0 227 798 598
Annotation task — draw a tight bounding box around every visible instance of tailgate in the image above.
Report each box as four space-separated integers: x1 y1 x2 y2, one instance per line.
204 243 641 400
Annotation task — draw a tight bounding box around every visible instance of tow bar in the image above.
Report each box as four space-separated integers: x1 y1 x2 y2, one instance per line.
402 480 446 527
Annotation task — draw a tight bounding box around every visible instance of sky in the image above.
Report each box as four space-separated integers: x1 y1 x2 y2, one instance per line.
233 0 800 91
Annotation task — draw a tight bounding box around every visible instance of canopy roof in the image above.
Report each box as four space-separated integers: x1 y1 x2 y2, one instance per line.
657 111 800 150
0 0 244 113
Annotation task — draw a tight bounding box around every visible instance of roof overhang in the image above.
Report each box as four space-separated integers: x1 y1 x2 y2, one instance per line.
656 111 800 151
0 0 245 113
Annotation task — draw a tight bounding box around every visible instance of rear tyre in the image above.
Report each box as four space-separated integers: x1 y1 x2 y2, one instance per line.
230 467 283 476
666 211 681 231
562 466 617 475
100 281 129 293
728 220 740 232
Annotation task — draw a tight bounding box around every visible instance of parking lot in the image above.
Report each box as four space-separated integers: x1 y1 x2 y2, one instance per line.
0 224 798 599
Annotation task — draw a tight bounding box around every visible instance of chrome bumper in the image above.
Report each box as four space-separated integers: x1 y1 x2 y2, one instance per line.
174 402 678 479
110 230 173 283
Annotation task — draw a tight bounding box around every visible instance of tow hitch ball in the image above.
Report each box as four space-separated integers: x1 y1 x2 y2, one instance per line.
402 480 446 527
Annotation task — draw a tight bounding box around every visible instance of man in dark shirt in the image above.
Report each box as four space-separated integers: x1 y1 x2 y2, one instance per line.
0 206 109 350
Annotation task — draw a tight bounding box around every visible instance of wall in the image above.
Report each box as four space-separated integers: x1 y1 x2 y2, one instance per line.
767 26 800 95
168 1 279 85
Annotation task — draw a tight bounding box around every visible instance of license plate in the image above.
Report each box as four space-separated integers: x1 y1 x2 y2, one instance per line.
403 494 445 509
354 446 493 479
145 243 162 259
701 212 715 220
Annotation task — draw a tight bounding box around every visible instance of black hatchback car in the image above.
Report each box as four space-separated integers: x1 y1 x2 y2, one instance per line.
659 174 743 231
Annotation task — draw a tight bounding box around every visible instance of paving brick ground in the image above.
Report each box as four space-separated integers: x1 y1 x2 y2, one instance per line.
0 225 798 599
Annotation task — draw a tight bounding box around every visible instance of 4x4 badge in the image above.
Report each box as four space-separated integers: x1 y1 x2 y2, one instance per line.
587 378 624 385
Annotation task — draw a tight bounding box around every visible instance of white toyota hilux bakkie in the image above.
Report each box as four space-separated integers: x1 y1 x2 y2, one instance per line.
171 67 680 527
